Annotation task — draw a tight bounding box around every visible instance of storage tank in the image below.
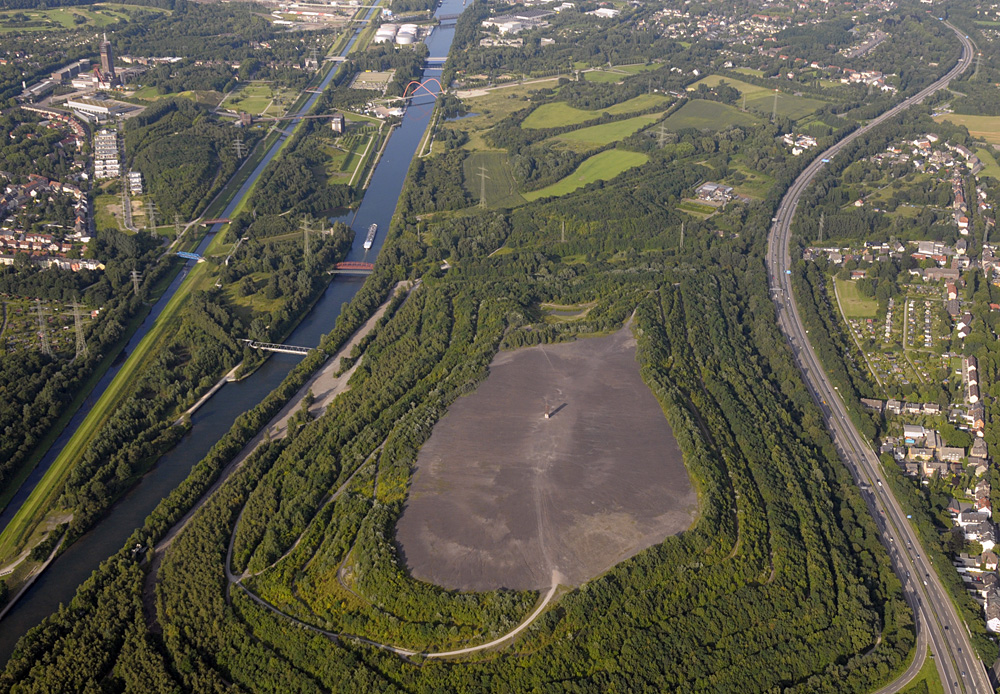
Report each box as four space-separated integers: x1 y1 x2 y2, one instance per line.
395 32 415 44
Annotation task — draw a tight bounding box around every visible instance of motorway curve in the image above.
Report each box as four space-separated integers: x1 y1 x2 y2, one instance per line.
766 21 989 694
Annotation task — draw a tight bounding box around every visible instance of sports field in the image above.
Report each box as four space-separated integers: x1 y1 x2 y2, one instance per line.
395 328 697 590
662 100 761 131
691 74 826 120
524 150 648 200
835 277 878 319
934 114 1000 145
522 93 669 129
463 151 526 208
551 113 664 152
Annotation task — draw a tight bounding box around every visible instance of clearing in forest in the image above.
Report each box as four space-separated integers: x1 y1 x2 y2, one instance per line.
835 277 879 319
463 151 526 208
549 113 665 152
395 327 697 591
662 100 762 131
521 93 670 129
691 74 827 120
523 150 648 200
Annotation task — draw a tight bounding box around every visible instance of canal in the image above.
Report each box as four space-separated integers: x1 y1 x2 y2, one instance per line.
0 0 461 663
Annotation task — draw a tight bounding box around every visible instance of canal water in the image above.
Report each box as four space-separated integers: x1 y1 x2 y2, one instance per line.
0 0 461 663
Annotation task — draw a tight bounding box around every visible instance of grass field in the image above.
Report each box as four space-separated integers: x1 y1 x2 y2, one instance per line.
131 86 224 107
524 150 648 200
522 93 669 129
551 113 664 152
691 74 826 120
898 650 944 694
662 100 762 131
678 200 717 217
221 83 296 117
0 3 164 31
977 147 1000 180
835 277 878 319
463 151 526 208
934 114 1000 145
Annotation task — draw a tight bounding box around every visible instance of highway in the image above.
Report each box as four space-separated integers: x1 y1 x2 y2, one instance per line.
765 21 992 694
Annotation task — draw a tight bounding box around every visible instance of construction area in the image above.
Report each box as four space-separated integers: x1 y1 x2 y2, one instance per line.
395 327 698 592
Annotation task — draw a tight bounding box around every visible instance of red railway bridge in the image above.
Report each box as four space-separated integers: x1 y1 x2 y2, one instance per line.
332 261 374 275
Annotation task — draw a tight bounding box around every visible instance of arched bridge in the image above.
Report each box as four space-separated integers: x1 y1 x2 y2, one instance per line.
403 78 442 100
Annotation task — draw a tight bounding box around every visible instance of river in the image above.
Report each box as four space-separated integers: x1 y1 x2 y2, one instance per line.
0 0 461 664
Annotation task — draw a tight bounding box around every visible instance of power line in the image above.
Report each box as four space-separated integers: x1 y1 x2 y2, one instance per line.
174 213 184 239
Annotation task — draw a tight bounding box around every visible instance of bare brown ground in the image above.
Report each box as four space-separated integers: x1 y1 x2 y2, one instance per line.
395 327 697 592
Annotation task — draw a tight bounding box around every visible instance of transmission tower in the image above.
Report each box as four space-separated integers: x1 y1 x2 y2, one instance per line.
71 301 88 361
679 221 685 251
145 200 158 232
975 52 983 81
656 122 671 147
477 166 490 208
233 136 248 159
771 90 779 123
174 213 184 239
561 220 566 243
818 212 825 243
35 299 53 358
309 46 320 69
131 266 142 295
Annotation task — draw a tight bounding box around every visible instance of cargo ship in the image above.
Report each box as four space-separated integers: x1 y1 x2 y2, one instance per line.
363 223 377 250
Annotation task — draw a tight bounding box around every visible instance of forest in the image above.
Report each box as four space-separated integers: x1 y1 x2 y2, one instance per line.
0 58 931 693
124 98 264 220
0 0 989 689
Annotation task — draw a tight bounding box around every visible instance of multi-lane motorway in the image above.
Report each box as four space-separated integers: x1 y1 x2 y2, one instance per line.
765 20 992 694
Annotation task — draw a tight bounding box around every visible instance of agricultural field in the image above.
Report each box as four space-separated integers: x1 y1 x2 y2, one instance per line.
934 113 1000 145
221 82 297 117
521 93 669 129
524 150 648 200
0 297 82 356
691 74 827 120
550 113 665 152
662 100 762 131
463 151 526 208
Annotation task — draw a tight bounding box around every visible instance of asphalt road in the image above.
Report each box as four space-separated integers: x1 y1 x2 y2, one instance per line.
765 21 992 694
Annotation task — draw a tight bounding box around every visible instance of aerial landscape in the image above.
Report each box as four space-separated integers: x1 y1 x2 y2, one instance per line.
2 0 1000 690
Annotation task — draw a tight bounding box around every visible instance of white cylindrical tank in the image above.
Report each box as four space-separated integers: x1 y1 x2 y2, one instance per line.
395 33 414 44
